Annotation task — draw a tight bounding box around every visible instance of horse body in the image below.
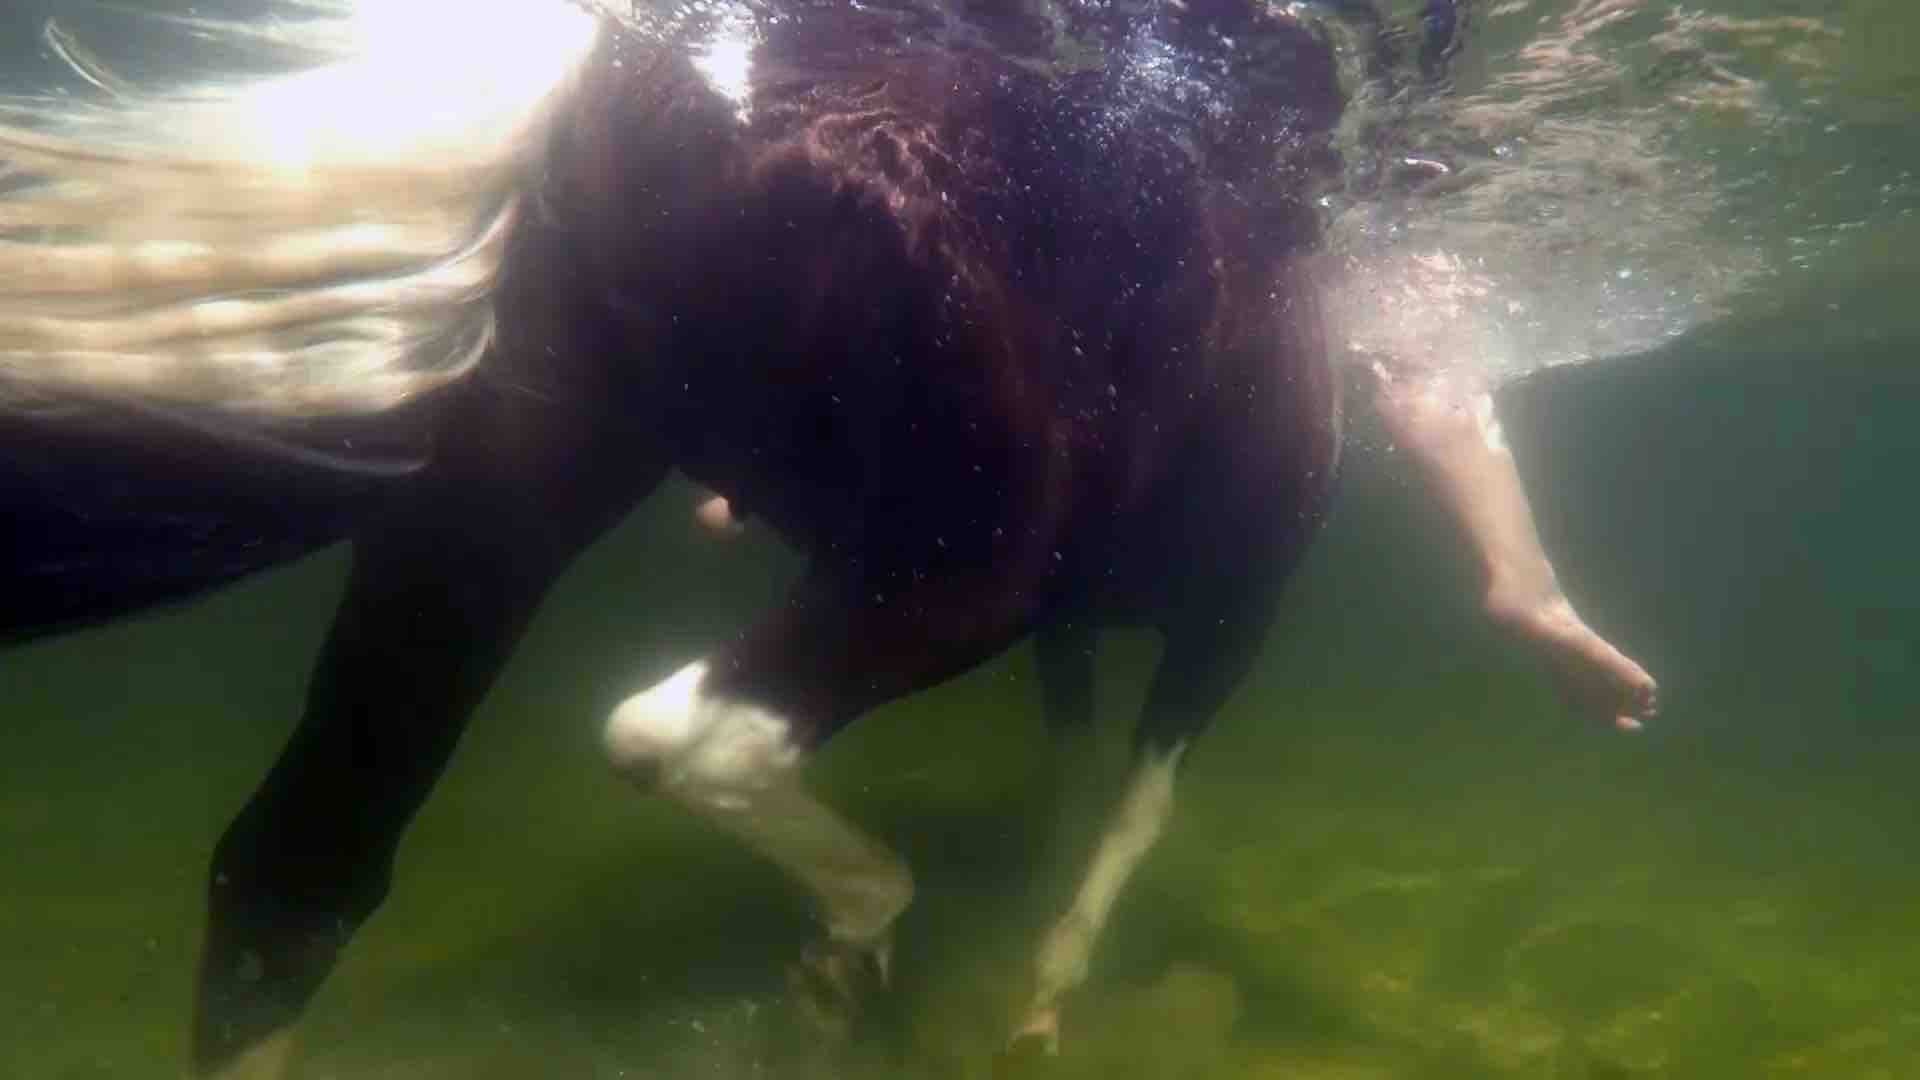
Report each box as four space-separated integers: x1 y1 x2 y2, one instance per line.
4 2 1347 1072
542 9 1342 724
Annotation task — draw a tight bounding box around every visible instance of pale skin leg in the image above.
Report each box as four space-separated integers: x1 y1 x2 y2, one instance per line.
1367 362 1658 731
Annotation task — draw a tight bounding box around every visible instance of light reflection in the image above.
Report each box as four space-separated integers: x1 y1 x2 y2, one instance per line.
235 0 602 170
692 16 758 123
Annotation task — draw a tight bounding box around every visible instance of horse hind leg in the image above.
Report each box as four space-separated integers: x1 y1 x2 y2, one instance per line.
195 525 556 1079
194 450 666 1080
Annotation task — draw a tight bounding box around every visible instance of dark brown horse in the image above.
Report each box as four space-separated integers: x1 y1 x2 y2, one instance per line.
0 0 1417 1072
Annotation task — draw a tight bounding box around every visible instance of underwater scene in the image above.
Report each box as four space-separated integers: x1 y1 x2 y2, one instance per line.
2 0 1918 1077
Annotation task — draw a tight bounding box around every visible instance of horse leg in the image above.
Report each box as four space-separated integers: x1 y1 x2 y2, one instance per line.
1014 603 1270 1052
193 454 667 1080
602 568 1039 1033
1032 618 1110 894
1034 619 1098 736
612 659 910 1037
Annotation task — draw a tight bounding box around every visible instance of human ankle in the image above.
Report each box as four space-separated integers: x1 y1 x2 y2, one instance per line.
1483 573 1572 633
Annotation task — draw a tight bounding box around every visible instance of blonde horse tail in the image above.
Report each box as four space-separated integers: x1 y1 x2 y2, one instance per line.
0 0 600 418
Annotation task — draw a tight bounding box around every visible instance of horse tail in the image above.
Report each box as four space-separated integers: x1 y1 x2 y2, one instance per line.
0 0 600 419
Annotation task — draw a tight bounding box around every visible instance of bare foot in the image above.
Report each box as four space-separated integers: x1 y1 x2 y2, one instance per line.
1487 591 1657 732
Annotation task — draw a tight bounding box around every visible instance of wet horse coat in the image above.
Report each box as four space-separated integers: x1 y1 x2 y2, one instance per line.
3 0 1343 1070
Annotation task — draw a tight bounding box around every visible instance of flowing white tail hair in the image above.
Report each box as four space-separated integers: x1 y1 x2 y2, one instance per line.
0 0 601 417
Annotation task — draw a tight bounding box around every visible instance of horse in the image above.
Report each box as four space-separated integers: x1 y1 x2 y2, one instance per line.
0 0 1397 1072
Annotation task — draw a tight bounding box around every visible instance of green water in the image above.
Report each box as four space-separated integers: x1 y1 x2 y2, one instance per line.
5 303 1916 1077
5 0 1920 1077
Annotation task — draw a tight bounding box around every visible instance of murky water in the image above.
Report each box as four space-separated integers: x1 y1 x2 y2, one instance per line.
3 1 1917 1077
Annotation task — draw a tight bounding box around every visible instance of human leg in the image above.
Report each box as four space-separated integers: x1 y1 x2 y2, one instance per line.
1367 362 1657 731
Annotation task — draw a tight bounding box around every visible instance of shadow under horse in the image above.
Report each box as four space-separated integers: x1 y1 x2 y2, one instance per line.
2 0 1347 1072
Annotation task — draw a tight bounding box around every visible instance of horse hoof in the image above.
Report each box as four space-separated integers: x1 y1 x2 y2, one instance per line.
1005 1006 1061 1055
993 1022 1062 1080
786 937 890 1040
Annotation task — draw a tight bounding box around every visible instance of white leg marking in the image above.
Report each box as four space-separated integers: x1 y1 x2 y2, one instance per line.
605 661 912 945
204 1029 295 1080
1023 742 1186 1041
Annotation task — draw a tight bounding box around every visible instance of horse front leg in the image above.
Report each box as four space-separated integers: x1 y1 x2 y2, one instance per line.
1014 599 1273 1055
601 565 1042 1038
609 654 914 1038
